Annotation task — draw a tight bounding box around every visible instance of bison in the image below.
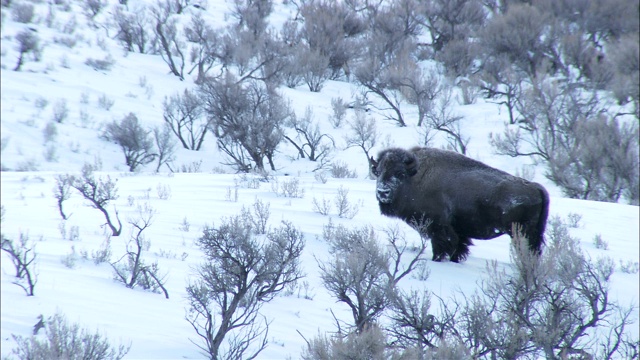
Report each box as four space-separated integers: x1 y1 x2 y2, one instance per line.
370 147 549 262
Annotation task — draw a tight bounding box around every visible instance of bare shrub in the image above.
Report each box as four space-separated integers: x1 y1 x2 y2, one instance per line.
62 15 77 33
162 89 207 150
62 225 80 242
241 198 271 234
42 122 58 143
103 113 157 172
113 5 151 54
423 85 469 154
334 185 359 219
34 97 49 112
224 186 238 202
619 259 639 274
452 221 639 359
150 126 175 173
8 312 130 359
344 110 377 176
560 32 611 89
354 55 408 127
51 99 69 123
285 106 334 164
319 222 429 332
15 159 40 172
566 212 582 228
97 94 114 110
43 145 58 162
175 160 202 173
457 78 480 105
329 97 347 128
593 234 608 250
234 173 262 189
85 55 115 71
1 136 10 153
111 203 168 298
436 39 478 78
78 109 93 128
314 171 328 184
329 161 357 179
298 0 362 79
420 0 486 55
271 177 305 198
300 46 330 92
219 13 285 84
301 324 408 360
607 33 639 117
60 246 79 268
179 217 190 232
183 12 220 83
69 163 122 236
186 216 304 359
478 55 526 125
311 196 332 216
82 0 105 19
53 35 77 48
397 67 442 127
319 228 389 332
362 219 640 358
151 0 185 80
13 29 41 71
388 287 439 353
53 174 73 220
491 79 639 204
478 3 562 78
279 44 305 88
11 2 34 23
156 183 171 200
1 231 38 296
200 74 289 172
91 236 112 264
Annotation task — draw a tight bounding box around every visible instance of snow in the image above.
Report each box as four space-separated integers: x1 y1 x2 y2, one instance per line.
1 0 638 358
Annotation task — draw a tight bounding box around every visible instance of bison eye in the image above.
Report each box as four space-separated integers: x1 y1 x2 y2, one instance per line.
371 166 380 177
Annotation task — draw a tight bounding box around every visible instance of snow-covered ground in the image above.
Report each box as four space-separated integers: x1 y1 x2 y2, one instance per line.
1 0 638 358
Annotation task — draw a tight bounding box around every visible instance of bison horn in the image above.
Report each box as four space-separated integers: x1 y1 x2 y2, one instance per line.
369 156 379 176
403 153 418 177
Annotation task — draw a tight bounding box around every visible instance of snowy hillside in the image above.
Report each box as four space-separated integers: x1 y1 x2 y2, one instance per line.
1 0 638 359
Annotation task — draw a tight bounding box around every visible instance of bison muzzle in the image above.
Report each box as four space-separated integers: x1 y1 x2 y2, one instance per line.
370 147 549 262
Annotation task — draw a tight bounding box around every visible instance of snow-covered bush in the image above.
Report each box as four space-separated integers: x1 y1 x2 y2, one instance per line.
186 214 304 359
102 113 157 172
1 231 38 296
13 29 40 71
11 2 34 23
8 312 130 360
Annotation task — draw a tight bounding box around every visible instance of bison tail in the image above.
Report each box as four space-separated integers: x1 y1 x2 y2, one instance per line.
531 184 550 253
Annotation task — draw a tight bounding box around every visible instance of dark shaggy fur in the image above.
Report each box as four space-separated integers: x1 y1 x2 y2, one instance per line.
370 147 549 262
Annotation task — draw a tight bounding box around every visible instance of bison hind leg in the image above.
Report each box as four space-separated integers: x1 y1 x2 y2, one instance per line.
450 237 472 263
525 228 544 255
511 222 543 256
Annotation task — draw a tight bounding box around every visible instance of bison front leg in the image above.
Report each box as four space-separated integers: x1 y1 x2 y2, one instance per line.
428 225 468 263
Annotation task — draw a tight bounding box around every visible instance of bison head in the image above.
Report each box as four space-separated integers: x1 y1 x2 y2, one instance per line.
370 148 418 204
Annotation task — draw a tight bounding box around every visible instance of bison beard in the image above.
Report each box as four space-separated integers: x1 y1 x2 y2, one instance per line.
370 147 549 262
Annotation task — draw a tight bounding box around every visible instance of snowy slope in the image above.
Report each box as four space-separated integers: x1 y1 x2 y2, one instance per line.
1 0 638 358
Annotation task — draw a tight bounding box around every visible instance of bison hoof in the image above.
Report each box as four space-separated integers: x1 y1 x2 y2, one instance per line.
432 254 445 262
